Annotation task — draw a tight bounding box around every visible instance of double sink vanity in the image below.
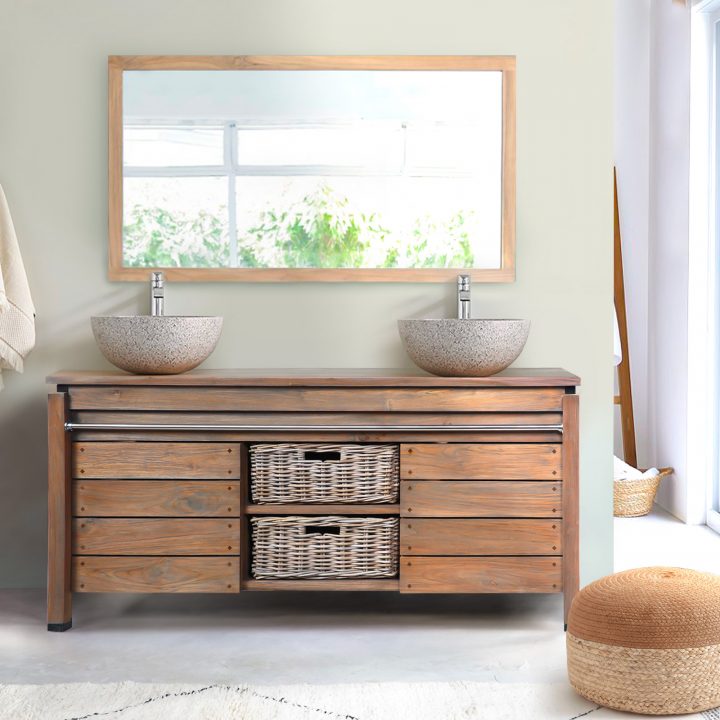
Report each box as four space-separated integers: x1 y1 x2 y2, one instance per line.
47 364 579 632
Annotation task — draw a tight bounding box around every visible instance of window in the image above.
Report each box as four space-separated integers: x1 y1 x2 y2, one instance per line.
122 118 499 270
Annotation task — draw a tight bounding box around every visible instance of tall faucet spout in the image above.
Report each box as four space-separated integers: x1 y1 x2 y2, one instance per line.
457 274 471 320
151 272 165 317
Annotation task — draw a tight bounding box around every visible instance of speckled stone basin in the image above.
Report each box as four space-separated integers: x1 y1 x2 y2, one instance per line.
91 316 223 375
398 318 530 377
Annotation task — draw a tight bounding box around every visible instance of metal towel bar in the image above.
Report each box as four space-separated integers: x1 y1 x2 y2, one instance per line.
64 422 563 433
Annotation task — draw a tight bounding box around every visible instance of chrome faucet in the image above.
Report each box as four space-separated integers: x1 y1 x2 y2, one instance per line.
457 274 471 319
150 272 165 316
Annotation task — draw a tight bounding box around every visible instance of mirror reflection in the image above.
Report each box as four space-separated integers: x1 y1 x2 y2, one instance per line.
121 67 507 272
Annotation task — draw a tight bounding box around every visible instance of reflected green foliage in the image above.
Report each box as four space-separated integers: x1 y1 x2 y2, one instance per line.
240 186 388 268
123 205 229 268
124 187 477 269
402 212 475 268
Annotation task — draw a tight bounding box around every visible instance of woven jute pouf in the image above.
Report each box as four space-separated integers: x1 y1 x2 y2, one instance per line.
567 567 720 715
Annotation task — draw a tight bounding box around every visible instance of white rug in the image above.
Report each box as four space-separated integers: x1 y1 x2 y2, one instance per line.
0 681 714 720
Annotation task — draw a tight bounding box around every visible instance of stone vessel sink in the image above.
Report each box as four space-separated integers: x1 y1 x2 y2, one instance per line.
398 318 530 377
91 315 223 375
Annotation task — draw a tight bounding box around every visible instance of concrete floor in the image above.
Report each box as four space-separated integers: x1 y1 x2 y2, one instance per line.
1 504 718 685
0 590 567 684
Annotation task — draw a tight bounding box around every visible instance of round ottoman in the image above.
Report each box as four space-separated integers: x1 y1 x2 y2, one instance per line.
567 567 720 715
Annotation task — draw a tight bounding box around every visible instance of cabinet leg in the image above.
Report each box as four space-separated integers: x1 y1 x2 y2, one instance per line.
562 393 580 628
47 392 72 631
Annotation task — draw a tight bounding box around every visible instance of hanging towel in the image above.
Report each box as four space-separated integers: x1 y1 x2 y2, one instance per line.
0 184 35 390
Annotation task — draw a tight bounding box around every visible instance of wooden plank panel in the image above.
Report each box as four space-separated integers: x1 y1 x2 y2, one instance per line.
67 386 565 413
401 443 561 480
47 393 72 630
562 393 580 625
400 557 562 593
73 481 240 517
73 410 565 428
71 430 562 444
401 481 561 518
401 519 562 556
73 557 239 592
72 442 240 479
73 519 240 555
50 367 581 387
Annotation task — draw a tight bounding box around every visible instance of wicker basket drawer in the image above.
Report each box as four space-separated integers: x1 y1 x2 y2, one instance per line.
251 515 399 579
250 443 399 504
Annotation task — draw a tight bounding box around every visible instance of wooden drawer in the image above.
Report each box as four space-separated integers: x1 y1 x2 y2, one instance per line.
72 442 240 479
401 443 561 480
73 557 239 592
401 519 562 556
73 518 240 555
68 386 565 413
73 480 241 517
401 481 561 517
400 557 562 593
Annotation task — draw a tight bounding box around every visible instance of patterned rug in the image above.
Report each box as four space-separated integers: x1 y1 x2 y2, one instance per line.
0 681 717 720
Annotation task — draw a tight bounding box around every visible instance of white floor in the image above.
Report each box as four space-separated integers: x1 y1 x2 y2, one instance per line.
1 505 718 686
614 504 720 574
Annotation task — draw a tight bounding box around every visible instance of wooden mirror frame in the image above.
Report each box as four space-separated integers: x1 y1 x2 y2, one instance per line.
108 55 516 282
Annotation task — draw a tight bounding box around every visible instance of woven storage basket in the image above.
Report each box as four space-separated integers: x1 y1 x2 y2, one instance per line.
567 567 720 715
250 443 399 504
613 467 672 517
250 515 399 579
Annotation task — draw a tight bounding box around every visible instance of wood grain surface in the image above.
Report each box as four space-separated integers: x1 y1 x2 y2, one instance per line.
562 393 580 624
400 443 562 480
47 393 72 626
73 518 240 555
49 367 581 387
400 557 562 593
400 481 561 517
400 519 562 556
73 557 239 593
67 386 566 413
72 442 240 479
73 480 240 517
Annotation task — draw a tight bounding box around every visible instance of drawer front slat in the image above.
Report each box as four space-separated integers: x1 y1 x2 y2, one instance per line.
73 480 240 517
401 481 561 517
72 442 241 479
401 443 561 480
73 557 239 592
73 518 240 555
400 557 562 593
68 386 565 413
401 519 562 556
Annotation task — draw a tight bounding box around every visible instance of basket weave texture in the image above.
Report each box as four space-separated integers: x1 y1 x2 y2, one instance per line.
613 467 672 517
250 443 399 504
567 567 720 715
251 515 399 579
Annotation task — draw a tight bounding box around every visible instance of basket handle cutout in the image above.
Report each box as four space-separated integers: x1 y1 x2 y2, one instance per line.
304 525 341 535
304 450 341 462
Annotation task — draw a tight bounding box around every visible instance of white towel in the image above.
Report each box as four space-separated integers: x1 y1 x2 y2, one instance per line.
0 184 35 390
614 455 659 482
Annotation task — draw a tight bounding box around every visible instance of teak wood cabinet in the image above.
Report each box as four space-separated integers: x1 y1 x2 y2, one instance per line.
46 368 580 631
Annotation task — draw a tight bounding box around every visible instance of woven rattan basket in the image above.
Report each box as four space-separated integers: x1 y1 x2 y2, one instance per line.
251 515 399 579
613 467 672 518
250 443 399 504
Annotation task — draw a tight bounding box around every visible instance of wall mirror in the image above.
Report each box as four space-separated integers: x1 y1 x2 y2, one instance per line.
109 56 515 282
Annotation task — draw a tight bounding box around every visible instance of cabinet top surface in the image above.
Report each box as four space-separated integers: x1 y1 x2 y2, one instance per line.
48 368 580 388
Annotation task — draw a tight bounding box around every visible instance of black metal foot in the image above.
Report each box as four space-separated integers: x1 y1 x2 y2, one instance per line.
48 620 72 632
564 623 568 632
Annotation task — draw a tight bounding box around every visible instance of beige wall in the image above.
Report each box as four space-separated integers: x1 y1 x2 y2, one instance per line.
0 0 613 588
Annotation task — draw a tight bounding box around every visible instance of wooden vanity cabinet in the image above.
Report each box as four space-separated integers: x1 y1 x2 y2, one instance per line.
46 368 579 631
